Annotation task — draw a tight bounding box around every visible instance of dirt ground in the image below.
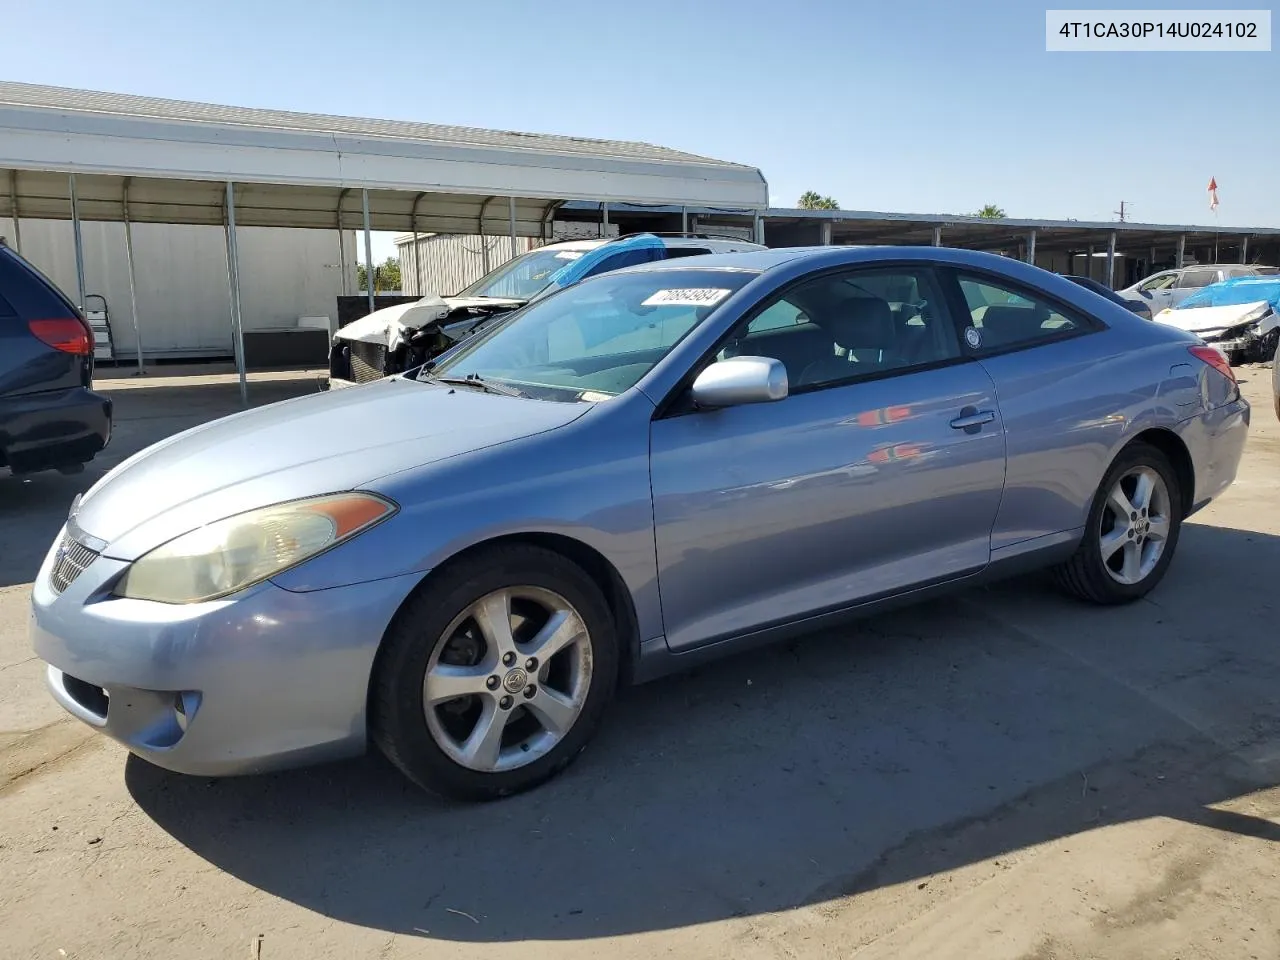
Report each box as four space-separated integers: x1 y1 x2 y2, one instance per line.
2 365 1278 960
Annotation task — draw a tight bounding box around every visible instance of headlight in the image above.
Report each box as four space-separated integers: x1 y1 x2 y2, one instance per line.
113 492 397 604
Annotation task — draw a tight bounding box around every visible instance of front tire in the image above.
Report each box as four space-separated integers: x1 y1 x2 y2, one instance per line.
1052 442 1183 605
371 544 618 801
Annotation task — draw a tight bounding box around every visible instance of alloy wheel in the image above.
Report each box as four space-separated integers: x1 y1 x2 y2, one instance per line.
422 587 593 772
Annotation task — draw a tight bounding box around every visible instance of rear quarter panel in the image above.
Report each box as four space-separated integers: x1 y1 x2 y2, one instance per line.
979 301 1222 554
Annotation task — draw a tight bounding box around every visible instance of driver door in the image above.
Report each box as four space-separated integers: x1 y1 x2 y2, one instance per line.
648 265 1007 653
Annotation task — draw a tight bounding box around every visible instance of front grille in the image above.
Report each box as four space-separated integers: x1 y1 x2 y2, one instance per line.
348 340 387 384
49 533 101 594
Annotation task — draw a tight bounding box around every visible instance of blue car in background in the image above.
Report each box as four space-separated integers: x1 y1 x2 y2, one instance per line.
33 246 1249 800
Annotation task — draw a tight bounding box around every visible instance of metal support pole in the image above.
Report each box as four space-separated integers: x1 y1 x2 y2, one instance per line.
68 174 86 310
820 221 832 246
932 225 942 247
1176 235 1185 269
411 232 421 294
1241 236 1249 264
1149 245 1157 272
336 189 349 297
754 213 765 245
1025 229 1037 265
122 179 144 375
509 196 518 260
601 201 609 238
223 182 248 406
1086 245 1094 281
1106 231 1117 289
681 206 688 234
361 189 375 316
7 170 20 253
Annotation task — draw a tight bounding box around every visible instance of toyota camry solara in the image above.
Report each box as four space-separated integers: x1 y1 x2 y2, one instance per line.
31 247 1249 800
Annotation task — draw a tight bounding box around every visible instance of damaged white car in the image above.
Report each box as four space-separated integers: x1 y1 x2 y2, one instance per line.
1154 276 1280 365
328 233 763 388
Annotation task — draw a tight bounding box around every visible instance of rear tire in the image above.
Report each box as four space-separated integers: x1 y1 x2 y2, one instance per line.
1052 442 1183 605
370 544 618 801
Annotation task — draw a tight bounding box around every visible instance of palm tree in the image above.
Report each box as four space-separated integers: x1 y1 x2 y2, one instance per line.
798 191 840 210
974 204 1006 219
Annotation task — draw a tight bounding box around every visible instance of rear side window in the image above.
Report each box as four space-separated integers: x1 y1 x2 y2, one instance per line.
0 247 81 321
955 273 1088 353
1176 268 1218 289
660 247 713 260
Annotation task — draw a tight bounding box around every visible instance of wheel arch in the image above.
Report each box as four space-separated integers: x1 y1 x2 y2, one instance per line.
1127 427 1195 517
374 532 643 691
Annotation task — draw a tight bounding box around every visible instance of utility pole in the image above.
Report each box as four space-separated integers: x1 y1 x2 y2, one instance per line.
1114 201 1130 223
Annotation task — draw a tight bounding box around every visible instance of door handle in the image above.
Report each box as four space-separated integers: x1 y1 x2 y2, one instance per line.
950 409 995 431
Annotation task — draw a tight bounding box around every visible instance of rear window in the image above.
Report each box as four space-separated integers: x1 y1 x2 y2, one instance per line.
0 247 82 320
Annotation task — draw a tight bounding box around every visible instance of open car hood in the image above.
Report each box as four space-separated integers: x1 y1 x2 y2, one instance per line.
334 294 526 349
1155 300 1273 335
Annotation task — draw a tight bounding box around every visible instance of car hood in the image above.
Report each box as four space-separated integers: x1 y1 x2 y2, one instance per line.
1155 300 1273 334
73 378 588 560
334 295 526 348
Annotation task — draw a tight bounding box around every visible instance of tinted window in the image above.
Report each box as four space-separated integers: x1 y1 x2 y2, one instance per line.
1176 268 1219 289
582 247 666 279
956 274 1085 352
721 267 960 389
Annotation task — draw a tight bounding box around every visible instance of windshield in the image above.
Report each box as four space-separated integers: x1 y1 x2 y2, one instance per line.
456 246 596 300
430 268 755 401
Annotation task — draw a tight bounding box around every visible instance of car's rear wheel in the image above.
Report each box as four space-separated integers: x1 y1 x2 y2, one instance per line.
1052 442 1183 604
370 544 617 801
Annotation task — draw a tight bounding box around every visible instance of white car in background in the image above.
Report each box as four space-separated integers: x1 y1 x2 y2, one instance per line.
1153 276 1280 365
328 233 763 388
1120 263 1277 315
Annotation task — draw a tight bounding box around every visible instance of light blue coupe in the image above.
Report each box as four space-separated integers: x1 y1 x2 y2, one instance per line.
31 247 1250 800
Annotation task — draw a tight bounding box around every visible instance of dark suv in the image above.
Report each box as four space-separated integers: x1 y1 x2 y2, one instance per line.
0 243 112 475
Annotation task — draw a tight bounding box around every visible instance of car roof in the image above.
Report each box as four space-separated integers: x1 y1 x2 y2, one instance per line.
539 235 763 254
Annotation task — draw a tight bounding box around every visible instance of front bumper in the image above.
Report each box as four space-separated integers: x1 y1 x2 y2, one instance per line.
30 531 424 776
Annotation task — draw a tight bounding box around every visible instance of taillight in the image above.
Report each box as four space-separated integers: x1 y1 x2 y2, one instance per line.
1188 344 1236 385
28 317 92 355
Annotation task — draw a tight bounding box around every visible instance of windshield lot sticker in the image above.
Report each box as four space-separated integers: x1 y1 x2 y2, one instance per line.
554 251 584 260
642 288 733 307
965 326 982 348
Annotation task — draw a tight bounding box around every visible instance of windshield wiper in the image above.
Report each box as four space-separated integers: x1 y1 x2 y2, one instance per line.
425 373 524 398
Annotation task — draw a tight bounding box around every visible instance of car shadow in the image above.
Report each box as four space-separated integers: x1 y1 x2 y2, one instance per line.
122 521 1280 942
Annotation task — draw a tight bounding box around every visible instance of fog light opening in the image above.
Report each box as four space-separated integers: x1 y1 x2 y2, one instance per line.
173 691 201 732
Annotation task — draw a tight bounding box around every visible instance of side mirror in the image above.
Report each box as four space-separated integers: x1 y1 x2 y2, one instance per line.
690 356 788 409
1140 290 1152 299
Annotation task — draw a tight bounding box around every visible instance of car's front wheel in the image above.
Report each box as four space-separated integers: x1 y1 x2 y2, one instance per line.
370 544 618 801
1053 442 1183 604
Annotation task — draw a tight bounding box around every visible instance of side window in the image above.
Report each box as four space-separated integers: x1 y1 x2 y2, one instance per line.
721 267 961 389
1176 268 1218 289
746 300 808 333
581 248 664 280
1138 272 1176 292
1227 267 1252 278
956 274 1087 353
659 247 713 260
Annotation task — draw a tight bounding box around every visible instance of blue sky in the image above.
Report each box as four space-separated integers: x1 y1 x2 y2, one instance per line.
5 0 1278 238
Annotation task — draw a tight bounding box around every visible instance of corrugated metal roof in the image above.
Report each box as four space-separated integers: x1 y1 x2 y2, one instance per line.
0 81 743 168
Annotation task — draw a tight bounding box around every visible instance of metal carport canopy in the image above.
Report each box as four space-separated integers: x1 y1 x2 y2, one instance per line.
0 82 768 230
